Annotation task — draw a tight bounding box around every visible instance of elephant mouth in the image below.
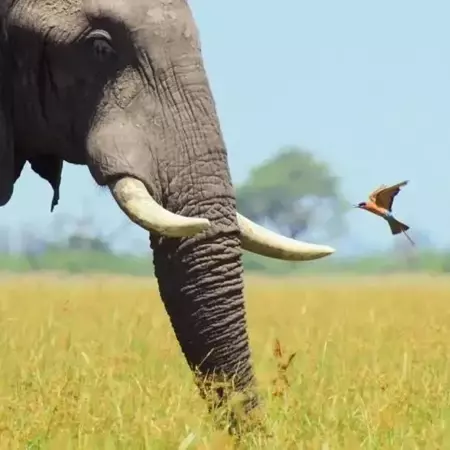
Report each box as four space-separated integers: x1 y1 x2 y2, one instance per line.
108 176 335 261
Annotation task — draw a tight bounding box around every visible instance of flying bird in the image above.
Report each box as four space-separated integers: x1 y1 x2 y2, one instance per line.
354 180 414 245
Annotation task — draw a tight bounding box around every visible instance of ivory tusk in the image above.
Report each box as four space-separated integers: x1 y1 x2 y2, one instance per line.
109 177 210 237
237 213 335 261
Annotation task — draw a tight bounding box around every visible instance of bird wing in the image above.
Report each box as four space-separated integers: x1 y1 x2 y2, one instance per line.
368 184 387 203
370 180 409 211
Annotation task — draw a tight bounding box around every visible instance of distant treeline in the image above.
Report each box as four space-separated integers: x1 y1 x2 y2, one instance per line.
1 249 450 276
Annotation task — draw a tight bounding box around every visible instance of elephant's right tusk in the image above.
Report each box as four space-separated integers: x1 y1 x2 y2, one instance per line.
108 177 211 237
237 213 335 261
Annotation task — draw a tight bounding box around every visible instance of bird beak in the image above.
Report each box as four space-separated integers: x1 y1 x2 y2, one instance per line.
352 204 359 208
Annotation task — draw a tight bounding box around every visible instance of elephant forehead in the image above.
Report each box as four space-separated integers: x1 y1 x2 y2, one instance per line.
82 0 200 54
83 0 196 34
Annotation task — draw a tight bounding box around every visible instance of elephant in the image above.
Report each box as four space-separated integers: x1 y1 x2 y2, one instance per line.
0 0 335 431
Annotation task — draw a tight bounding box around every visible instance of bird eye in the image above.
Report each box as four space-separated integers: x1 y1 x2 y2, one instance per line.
86 30 115 61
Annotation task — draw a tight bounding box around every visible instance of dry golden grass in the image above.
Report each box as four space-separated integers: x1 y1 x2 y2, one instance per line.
0 273 449 449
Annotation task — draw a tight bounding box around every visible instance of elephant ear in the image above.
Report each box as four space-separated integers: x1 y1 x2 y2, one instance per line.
0 9 63 211
0 20 14 207
29 155 63 212
10 152 64 212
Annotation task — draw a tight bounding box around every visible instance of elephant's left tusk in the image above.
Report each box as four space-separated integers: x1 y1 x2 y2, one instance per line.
237 213 335 261
109 177 211 237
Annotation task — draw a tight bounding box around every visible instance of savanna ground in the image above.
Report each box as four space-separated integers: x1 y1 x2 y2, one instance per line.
0 273 449 449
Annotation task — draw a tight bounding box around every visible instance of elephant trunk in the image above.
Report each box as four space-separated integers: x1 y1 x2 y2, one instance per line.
151 209 258 422
147 62 261 426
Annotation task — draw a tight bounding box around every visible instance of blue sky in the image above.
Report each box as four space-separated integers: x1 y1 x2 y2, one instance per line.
2 0 449 255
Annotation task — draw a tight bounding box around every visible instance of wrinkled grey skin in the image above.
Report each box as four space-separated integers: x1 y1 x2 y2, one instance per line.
0 0 257 424
0 0 334 430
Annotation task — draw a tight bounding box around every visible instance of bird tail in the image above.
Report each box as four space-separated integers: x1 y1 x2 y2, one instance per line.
388 217 409 235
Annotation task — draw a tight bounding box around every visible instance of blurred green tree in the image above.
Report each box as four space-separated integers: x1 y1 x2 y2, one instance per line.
236 146 348 239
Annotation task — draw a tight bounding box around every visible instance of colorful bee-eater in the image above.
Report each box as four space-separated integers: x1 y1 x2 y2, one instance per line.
354 180 414 245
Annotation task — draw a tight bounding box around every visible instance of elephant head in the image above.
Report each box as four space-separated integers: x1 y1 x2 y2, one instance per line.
0 0 335 429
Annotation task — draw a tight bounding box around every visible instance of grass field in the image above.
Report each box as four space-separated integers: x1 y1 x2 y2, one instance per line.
0 274 449 449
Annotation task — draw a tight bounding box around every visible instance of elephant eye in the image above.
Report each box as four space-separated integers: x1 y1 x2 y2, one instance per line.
86 29 115 61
